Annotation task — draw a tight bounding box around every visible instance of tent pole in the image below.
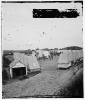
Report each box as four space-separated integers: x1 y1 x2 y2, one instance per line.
10 68 12 78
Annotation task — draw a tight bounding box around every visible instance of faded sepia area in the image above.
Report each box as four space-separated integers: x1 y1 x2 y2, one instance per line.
2 1 83 98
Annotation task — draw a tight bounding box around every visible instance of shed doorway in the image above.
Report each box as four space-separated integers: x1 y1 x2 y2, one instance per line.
12 67 26 78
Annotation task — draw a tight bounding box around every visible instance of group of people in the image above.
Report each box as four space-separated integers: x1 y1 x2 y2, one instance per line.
32 50 61 60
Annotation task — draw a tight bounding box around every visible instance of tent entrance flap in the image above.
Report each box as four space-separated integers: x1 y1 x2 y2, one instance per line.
12 67 26 78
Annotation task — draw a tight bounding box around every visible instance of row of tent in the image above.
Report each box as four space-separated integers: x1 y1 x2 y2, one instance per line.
9 50 83 77
57 50 83 68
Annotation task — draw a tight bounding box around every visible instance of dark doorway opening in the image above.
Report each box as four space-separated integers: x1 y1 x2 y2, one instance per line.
12 67 26 78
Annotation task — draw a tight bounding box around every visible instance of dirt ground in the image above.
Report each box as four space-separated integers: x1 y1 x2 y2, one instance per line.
2 56 83 98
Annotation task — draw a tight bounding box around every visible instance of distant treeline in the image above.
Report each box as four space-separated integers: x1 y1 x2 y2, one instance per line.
2 46 83 55
60 46 83 50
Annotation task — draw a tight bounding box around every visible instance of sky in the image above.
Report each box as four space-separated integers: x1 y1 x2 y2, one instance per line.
2 2 83 50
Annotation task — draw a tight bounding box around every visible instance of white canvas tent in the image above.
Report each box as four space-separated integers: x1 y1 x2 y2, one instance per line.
80 50 83 58
71 50 76 62
43 51 50 58
14 52 20 60
72 50 81 62
58 53 68 63
58 49 83 69
27 56 40 71
77 50 83 60
10 53 40 78
68 52 73 62
57 52 72 68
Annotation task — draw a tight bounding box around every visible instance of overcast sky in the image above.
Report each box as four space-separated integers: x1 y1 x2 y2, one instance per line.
2 2 83 50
